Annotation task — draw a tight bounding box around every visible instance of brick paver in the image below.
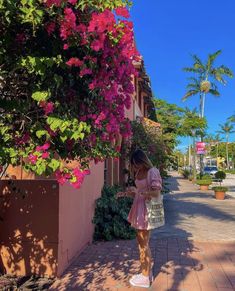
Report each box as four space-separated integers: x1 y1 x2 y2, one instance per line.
50 172 235 291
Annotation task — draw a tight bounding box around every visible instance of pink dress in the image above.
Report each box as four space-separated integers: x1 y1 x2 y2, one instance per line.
127 167 162 230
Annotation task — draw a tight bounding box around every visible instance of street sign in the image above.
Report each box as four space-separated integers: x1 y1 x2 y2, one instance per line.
196 142 206 154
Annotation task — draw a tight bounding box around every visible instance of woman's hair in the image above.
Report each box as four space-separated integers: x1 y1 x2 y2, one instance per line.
130 149 153 170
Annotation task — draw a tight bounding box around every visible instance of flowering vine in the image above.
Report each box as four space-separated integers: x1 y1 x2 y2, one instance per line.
0 0 139 188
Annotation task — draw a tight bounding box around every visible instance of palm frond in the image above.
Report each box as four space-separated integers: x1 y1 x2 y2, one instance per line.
183 67 200 73
215 65 233 78
208 89 220 97
206 50 222 70
186 83 200 90
182 90 199 101
228 114 235 123
191 54 205 70
210 70 226 84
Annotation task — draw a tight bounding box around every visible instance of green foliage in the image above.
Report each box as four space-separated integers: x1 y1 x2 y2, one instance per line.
153 98 184 149
215 170 226 180
77 0 132 11
179 108 207 137
212 186 228 192
196 179 212 186
181 168 190 179
196 174 211 180
225 169 235 174
93 185 136 241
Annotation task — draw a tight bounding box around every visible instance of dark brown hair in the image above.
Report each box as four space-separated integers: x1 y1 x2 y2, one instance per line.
130 149 153 170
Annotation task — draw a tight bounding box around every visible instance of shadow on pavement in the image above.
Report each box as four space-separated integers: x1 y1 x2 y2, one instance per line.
50 173 235 290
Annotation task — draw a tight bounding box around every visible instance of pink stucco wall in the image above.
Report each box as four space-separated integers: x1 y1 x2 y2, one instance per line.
57 162 104 275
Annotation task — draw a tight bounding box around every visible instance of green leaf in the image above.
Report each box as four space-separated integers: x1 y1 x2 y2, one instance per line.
36 130 49 138
32 91 50 102
48 159 61 171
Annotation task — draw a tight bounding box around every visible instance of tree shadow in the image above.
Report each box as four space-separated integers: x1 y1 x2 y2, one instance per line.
0 180 58 289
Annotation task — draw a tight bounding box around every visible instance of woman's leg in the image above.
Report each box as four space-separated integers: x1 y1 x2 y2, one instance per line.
136 229 151 276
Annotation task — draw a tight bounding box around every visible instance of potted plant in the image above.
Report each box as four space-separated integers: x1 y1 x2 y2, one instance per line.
212 171 227 200
212 186 228 200
196 179 212 190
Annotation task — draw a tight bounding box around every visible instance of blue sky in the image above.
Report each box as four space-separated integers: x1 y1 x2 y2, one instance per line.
130 0 235 151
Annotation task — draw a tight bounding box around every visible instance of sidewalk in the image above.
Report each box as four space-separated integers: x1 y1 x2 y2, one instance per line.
50 172 235 291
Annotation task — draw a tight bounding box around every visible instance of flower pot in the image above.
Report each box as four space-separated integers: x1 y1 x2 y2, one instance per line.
200 185 209 191
215 191 226 200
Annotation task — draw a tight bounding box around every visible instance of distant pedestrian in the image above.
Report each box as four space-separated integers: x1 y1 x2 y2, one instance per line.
117 149 164 288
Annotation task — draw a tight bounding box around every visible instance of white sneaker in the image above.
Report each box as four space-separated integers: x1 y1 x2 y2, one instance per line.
129 273 150 288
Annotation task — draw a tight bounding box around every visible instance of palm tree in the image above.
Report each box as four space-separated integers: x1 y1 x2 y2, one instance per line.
217 122 235 169
228 113 235 123
183 50 233 118
182 77 220 117
214 133 222 161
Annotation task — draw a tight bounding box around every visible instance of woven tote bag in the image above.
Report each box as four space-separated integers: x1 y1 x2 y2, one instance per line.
145 168 165 230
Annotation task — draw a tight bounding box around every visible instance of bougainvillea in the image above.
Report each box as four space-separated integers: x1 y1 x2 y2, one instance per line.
0 0 139 188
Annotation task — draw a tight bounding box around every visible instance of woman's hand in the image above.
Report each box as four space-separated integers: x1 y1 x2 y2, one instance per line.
116 187 137 199
116 191 127 198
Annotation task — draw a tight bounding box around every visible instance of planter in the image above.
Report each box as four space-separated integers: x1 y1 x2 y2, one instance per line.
214 191 226 200
199 184 210 191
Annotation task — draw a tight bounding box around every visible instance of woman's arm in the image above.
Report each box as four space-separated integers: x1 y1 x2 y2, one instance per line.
116 187 137 198
140 189 161 200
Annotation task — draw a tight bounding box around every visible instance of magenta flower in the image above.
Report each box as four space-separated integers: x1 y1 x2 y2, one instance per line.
115 7 130 18
29 154 38 165
42 152 50 159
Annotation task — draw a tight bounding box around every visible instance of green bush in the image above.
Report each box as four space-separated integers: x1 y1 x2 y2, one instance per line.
181 169 190 178
212 186 228 192
225 169 235 174
196 179 212 186
93 185 136 241
215 171 226 180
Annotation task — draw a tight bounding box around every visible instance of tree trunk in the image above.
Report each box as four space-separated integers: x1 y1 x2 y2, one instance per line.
226 134 229 169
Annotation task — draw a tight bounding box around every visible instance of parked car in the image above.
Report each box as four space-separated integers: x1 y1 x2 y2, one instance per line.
203 166 218 176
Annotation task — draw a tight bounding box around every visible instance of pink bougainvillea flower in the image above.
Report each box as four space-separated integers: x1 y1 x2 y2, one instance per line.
41 152 50 159
63 43 69 50
15 132 30 145
29 154 38 165
68 0 77 4
36 142 50 152
55 170 67 185
45 22 56 35
44 102 54 115
39 101 54 115
66 57 83 67
44 0 62 7
79 68 92 77
115 7 130 18
42 142 50 151
91 39 104 52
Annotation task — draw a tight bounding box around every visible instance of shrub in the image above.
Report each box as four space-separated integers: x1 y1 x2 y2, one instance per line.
215 171 226 180
212 186 228 192
201 174 212 180
181 169 190 179
196 179 212 186
93 185 136 241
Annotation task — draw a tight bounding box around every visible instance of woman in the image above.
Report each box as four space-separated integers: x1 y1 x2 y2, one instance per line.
117 149 163 288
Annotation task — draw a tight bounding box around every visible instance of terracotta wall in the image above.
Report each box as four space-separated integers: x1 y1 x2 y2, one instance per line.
0 180 59 277
0 162 104 277
57 162 104 275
